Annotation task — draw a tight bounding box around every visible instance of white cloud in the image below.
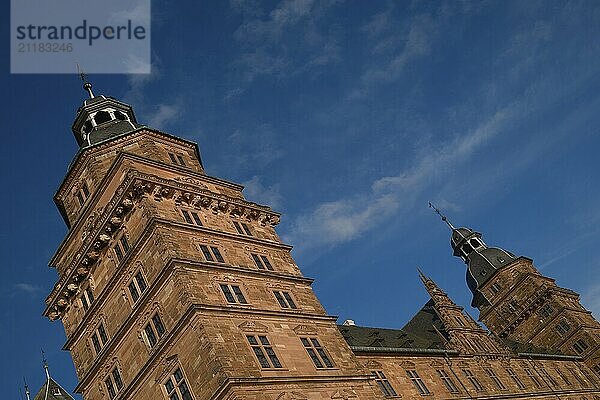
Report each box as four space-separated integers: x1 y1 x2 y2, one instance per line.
242 176 283 209
14 283 43 295
230 0 341 83
109 0 151 26
224 87 246 102
350 13 436 99
582 283 600 320
234 0 316 44
147 103 182 130
284 106 517 251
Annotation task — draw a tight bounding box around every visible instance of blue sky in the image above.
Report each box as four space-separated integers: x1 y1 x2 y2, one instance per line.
2 0 600 397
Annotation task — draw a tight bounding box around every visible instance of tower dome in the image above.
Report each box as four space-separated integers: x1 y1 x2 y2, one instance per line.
71 76 141 147
430 202 517 307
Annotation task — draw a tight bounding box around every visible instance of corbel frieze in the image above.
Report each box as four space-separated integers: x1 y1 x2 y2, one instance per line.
132 172 281 226
47 171 141 320
47 170 281 321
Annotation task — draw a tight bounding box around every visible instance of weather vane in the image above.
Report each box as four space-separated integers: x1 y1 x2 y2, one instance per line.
428 201 455 230
76 63 95 99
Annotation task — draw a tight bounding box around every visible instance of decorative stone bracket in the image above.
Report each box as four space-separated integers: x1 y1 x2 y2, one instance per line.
46 170 280 321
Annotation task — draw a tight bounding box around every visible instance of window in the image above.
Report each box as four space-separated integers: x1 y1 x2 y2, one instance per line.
105 366 124 399
168 153 186 167
454 316 466 327
219 284 247 304
246 335 282 369
490 282 502 294
555 320 571 335
485 368 506 390
181 209 202 226
538 303 554 318
593 364 600 376
555 368 571 386
437 369 460 393
273 290 297 309
507 300 518 312
573 338 589 354
114 236 130 262
463 369 484 392
407 370 430 395
114 110 127 120
144 313 166 348
80 286 94 311
251 253 274 270
91 322 109 355
539 367 559 388
127 271 148 303
199 245 225 263
94 110 111 125
77 191 85 206
164 367 193 400
461 241 474 256
372 370 398 397
233 221 253 236
76 183 91 207
301 337 333 368
506 368 526 389
525 367 543 388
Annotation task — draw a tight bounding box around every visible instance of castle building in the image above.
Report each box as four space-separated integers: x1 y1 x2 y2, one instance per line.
42 85 600 399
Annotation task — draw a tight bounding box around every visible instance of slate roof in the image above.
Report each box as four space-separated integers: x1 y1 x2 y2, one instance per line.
33 377 75 400
338 298 566 358
338 300 447 351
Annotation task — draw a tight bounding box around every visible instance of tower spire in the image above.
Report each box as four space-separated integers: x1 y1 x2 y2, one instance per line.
24 377 31 400
42 350 50 381
76 63 95 99
428 201 455 230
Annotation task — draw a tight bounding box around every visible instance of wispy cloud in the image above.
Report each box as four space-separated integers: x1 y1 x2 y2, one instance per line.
230 0 342 83
146 103 182 130
582 281 600 319
14 283 43 295
226 124 284 169
242 175 283 210
285 106 517 250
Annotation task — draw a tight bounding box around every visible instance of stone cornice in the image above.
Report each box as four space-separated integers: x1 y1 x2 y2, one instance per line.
46 169 282 321
350 346 460 356
210 375 374 400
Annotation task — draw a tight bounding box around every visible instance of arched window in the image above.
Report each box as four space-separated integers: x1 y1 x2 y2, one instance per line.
94 110 111 125
114 110 128 120
83 119 94 133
